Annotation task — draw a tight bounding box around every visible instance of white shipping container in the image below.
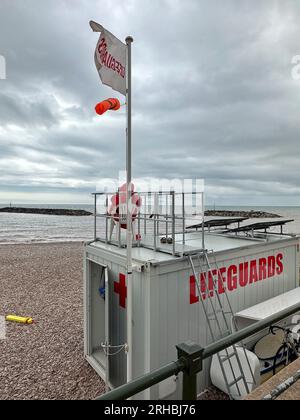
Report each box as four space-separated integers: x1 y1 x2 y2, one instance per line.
84 230 300 400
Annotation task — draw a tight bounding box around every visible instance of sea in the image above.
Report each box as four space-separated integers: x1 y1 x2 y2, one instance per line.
0 204 300 244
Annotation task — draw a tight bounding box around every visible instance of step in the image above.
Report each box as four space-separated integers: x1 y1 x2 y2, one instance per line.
220 352 237 362
228 376 245 388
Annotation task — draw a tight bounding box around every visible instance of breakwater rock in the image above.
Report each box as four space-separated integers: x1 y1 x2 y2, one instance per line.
0 207 93 216
204 210 281 219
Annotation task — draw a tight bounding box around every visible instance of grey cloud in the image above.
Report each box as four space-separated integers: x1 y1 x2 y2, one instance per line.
0 0 300 204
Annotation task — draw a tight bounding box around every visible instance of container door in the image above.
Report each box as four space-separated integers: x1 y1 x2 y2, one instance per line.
85 261 111 385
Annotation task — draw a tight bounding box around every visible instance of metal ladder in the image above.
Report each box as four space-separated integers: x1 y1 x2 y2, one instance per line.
188 250 257 399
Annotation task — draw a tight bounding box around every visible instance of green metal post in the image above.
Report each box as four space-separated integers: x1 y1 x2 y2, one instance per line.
182 369 197 401
176 341 204 401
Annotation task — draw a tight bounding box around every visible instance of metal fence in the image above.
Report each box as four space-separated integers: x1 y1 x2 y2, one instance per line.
96 302 300 400
92 191 205 256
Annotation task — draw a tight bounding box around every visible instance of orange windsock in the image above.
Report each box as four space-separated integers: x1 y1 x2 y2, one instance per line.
95 98 121 116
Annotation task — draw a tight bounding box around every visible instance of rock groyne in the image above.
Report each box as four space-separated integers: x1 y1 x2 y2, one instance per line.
0 207 92 216
204 210 281 218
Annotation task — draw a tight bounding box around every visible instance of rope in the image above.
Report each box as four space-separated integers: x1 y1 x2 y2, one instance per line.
100 342 128 357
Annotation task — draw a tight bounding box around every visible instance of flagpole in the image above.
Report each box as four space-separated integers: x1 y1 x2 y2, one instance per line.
125 35 134 384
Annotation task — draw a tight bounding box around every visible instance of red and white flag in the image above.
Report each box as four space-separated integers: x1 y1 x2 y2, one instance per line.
90 21 126 96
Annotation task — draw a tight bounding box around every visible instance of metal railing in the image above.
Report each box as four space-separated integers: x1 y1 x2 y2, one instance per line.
96 302 300 400
92 191 205 256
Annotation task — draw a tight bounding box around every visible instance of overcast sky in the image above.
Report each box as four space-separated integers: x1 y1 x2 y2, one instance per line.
0 0 300 206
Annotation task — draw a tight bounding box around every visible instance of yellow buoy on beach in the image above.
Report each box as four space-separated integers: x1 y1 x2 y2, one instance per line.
6 315 33 324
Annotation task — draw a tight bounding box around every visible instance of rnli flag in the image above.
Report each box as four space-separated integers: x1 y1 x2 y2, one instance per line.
90 21 126 96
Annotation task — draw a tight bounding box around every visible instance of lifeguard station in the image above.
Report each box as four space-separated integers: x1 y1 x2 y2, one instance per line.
86 20 300 400
84 189 299 399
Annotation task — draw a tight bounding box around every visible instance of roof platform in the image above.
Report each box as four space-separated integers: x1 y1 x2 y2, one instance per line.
89 230 295 264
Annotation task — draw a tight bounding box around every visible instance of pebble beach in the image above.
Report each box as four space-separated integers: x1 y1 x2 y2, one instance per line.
0 242 105 400
0 241 229 401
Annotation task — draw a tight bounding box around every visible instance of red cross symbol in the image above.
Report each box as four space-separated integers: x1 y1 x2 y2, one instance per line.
114 273 127 309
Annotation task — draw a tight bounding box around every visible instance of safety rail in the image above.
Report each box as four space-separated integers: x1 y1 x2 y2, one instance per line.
92 191 205 256
95 302 300 400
